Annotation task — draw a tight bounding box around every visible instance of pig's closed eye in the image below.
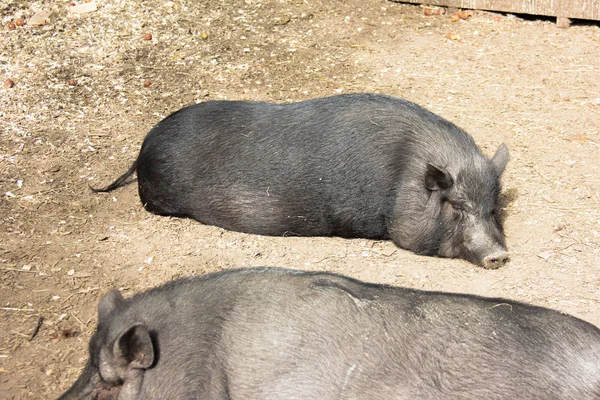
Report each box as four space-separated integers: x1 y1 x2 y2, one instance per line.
451 204 467 218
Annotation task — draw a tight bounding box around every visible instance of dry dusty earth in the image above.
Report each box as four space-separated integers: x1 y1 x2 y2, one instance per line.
1 0 599 398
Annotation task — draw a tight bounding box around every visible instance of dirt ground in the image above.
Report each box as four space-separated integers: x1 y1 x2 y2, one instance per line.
1 0 599 398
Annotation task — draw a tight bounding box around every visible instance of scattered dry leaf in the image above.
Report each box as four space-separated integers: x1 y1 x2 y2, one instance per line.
566 133 587 143
423 7 444 16
278 15 291 25
69 2 97 14
457 10 474 19
51 328 77 340
29 10 52 26
374 247 397 257
537 251 553 261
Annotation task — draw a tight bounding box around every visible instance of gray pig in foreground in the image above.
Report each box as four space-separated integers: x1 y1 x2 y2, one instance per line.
60 267 600 400
93 94 509 268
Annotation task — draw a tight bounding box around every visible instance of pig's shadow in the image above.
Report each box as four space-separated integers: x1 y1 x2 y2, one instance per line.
497 187 519 225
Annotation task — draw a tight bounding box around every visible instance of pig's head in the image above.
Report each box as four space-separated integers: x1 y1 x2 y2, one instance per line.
58 289 155 400
390 143 509 269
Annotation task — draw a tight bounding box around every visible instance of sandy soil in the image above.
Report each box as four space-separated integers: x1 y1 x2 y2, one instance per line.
1 0 599 398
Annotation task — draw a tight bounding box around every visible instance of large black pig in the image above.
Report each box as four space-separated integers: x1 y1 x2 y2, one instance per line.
94 94 510 268
60 267 600 400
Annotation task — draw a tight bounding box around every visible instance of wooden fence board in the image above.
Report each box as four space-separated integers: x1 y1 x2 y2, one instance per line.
395 0 600 21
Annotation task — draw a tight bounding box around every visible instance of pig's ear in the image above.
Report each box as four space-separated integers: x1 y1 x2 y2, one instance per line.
113 323 155 370
425 163 454 191
491 143 509 177
98 289 125 322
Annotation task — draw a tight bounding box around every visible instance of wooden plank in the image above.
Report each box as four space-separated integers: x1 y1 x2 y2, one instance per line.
556 17 572 27
396 0 600 21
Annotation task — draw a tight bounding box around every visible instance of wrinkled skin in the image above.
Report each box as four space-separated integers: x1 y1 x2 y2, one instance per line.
60 267 600 400
93 93 509 268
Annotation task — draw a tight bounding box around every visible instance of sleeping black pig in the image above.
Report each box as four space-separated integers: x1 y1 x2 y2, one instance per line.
94 94 509 268
60 267 600 400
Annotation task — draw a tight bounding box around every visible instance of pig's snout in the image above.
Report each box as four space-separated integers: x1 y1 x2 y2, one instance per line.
482 250 509 269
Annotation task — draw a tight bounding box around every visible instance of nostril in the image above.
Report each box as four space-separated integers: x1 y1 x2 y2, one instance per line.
483 252 509 269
